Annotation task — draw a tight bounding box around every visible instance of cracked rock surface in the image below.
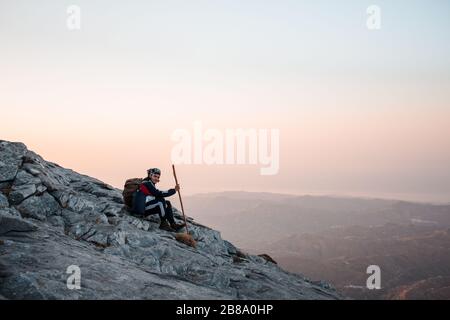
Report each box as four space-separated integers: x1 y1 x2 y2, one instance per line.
0 140 341 300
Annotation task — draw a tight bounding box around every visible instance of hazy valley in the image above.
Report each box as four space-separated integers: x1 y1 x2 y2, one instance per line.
186 192 450 299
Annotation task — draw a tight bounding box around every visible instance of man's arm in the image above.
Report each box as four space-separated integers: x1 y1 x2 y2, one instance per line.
143 181 176 198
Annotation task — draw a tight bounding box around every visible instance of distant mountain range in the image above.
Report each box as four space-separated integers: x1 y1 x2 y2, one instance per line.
185 192 450 299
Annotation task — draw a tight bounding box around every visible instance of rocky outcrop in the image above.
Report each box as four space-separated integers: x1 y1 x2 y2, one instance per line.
0 140 341 299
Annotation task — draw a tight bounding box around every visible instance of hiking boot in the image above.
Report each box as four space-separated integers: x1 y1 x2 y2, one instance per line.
159 220 175 232
170 222 186 232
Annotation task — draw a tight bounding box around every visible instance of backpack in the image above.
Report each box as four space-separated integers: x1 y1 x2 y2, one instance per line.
123 178 143 208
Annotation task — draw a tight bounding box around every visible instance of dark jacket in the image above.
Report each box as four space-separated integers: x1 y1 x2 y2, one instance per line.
131 180 176 215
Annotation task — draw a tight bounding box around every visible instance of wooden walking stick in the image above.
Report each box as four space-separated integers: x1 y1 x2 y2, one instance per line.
172 164 196 248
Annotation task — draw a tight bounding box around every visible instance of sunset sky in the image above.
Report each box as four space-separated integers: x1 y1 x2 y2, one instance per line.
1 0 450 202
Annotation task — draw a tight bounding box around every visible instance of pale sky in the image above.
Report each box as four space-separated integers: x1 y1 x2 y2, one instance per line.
1 0 450 202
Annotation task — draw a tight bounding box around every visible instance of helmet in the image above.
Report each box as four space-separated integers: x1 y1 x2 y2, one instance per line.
147 168 161 175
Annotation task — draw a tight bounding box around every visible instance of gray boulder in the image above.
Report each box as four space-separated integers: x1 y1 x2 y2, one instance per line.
15 192 62 220
0 141 27 182
0 209 38 235
8 170 44 205
9 184 37 205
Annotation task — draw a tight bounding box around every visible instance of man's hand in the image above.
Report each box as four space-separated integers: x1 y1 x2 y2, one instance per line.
175 184 180 192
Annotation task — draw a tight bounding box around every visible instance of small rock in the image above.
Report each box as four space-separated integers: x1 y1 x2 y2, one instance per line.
9 184 37 205
36 185 47 194
130 218 150 231
15 192 61 220
25 167 41 176
101 204 123 217
47 215 65 231
223 240 238 255
0 160 20 183
13 170 41 186
257 254 278 265
85 232 109 247
108 231 127 246
0 209 38 234
0 193 9 208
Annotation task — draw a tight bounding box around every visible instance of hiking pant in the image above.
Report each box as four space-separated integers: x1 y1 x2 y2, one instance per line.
145 198 176 224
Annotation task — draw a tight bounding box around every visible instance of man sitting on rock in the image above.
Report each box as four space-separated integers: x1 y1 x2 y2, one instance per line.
132 168 185 232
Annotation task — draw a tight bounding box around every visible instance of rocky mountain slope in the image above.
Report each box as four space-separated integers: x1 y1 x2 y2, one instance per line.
0 140 340 300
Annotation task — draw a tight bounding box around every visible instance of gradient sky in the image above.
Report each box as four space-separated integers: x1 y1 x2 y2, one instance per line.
1 0 450 202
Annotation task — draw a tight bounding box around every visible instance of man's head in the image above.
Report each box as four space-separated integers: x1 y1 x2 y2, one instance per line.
147 168 161 184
